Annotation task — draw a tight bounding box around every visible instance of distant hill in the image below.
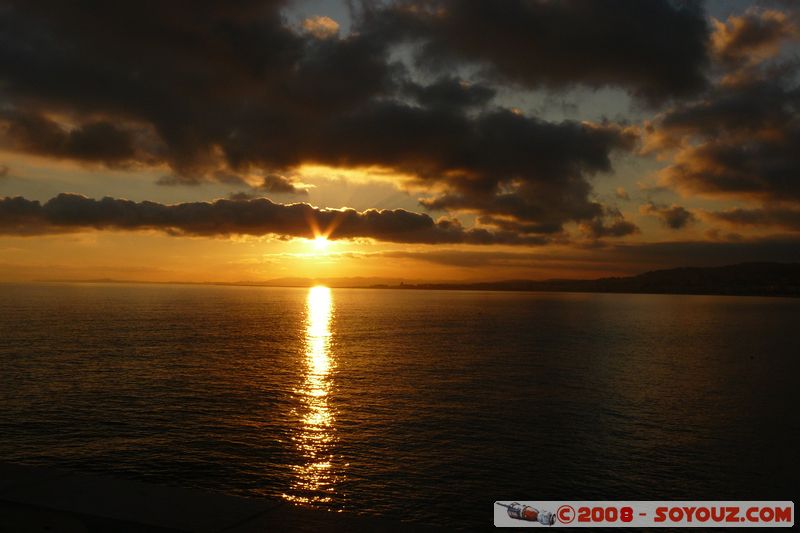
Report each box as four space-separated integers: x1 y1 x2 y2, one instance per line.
372 263 800 297
255 276 409 288
37 263 800 297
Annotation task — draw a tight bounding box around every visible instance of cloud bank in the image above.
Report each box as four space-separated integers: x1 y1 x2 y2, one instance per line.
0 194 552 245
0 0 708 237
1 0 799 264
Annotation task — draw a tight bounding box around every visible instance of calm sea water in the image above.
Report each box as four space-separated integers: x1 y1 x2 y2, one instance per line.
0 283 798 529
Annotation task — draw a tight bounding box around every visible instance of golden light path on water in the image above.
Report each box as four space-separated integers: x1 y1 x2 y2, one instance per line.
283 286 342 505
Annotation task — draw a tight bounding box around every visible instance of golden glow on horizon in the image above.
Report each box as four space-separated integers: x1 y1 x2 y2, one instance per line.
297 163 418 185
284 285 341 504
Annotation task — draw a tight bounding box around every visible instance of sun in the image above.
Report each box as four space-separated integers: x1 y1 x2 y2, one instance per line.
313 236 330 252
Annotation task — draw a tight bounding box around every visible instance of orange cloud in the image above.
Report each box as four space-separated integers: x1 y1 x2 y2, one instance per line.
302 16 340 39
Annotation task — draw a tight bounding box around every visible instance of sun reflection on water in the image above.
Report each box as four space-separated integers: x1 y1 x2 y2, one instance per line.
283 286 342 505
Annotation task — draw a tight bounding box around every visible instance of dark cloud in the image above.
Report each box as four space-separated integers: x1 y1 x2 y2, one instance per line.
641 202 697 229
224 172 307 198
0 195 48 236
582 218 639 239
665 132 800 202
0 193 550 245
403 76 495 110
367 0 710 103
0 0 703 236
709 206 800 230
228 192 260 201
644 7 800 215
0 0 392 178
211 173 307 195
258 174 307 195
652 71 796 138
579 207 639 238
326 105 638 233
0 111 141 166
711 8 798 68
647 68 800 203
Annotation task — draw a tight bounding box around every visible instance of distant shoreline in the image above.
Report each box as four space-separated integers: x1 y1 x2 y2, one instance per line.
20 262 800 298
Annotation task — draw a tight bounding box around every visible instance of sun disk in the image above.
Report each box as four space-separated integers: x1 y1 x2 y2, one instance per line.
313 236 330 251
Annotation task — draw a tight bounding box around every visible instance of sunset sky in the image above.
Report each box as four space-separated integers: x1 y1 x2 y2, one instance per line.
2 0 800 282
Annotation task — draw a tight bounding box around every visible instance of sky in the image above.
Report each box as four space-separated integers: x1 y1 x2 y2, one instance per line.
2 0 800 283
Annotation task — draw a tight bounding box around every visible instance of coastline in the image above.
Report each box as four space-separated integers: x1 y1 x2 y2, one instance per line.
15 262 799 298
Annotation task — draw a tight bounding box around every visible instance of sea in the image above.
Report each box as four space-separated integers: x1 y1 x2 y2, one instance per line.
0 283 798 529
